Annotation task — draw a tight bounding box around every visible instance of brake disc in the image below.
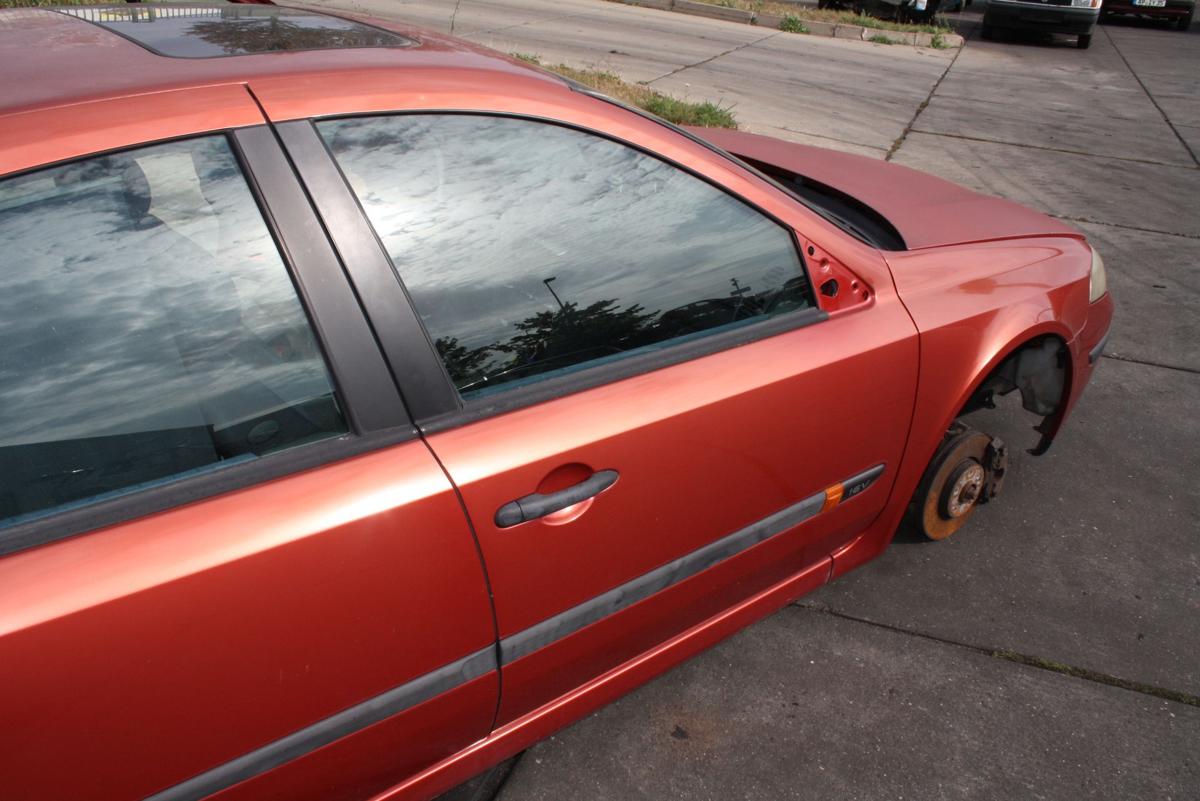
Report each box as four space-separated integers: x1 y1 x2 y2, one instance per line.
911 424 1007 541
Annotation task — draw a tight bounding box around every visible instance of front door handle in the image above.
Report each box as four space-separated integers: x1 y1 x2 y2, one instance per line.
495 469 619 528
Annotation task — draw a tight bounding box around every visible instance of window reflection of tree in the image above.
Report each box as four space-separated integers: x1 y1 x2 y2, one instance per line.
440 299 659 393
439 282 809 395
186 12 396 55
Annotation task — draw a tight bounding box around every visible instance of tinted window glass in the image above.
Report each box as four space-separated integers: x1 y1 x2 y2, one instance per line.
318 115 813 398
59 6 412 58
0 136 347 527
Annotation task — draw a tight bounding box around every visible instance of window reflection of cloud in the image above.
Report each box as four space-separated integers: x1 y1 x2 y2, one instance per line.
321 114 802 360
0 137 337 447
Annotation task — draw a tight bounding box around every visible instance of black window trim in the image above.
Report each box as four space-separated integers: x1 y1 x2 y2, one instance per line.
0 125 415 557
283 109 829 435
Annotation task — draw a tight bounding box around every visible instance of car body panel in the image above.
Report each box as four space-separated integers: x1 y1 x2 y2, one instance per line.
378 557 832 801
0 40 503 793
0 83 263 177
0 6 1115 801
308 87 920 728
424 289 918 723
831 241 1114 578
686 126 1083 251
205 673 500 801
0 440 499 800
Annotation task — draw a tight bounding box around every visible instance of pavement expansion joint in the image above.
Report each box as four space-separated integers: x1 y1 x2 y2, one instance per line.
1101 353 1200 376
793 603 1200 708
1052 215 1200 241
1101 26 1200 169
908 128 1198 170
645 31 779 85
885 23 970 161
464 10 598 37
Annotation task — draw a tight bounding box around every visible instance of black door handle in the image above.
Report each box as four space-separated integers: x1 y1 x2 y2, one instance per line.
495 469 619 528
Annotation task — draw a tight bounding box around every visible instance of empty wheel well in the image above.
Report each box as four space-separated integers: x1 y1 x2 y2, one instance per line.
958 335 1072 455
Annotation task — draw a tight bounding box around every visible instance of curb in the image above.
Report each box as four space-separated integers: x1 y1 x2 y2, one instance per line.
614 0 964 49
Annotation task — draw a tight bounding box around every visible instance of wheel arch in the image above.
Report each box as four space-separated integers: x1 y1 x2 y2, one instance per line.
951 324 1075 453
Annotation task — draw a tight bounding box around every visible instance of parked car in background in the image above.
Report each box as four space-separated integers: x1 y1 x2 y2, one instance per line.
982 0 1103 47
0 4 1112 801
1102 0 1194 30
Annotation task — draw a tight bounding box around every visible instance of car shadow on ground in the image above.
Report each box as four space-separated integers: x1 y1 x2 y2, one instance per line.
1099 13 1196 32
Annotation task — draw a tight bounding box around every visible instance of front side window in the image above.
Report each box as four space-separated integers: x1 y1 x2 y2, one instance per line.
317 115 813 398
0 136 347 528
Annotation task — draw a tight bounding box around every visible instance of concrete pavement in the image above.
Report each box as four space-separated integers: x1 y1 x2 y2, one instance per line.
295 2 1199 797
499 608 1199 800
302 0 956 155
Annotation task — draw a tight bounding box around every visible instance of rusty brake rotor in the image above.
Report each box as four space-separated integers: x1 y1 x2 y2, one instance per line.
912 424 1008 541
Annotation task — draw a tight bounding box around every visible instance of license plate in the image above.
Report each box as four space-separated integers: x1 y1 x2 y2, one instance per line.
1134 0 1167 7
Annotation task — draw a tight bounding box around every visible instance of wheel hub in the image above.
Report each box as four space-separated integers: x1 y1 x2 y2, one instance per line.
942 460 986 520
911 425 1007 541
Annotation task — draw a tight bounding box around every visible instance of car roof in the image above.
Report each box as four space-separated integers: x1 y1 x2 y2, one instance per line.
0 3 565 119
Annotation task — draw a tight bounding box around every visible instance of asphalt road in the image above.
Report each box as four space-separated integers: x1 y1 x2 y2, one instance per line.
301 2 1199 798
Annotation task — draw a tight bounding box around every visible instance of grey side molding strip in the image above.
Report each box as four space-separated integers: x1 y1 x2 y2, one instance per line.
499 463 885 665
143 647 496 801
145 464 885 800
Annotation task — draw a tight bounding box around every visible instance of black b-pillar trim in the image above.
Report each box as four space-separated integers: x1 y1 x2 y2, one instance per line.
232 125 409 434
272 120 462 423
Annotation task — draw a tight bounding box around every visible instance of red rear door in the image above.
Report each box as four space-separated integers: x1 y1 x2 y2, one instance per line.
0 97 497 801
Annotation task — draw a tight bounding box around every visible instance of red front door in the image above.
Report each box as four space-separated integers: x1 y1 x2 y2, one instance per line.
303 106 920 730
427 288 917 724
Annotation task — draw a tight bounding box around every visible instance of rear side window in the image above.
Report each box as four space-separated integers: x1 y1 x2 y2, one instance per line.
0 136 347 528
317 114 813 399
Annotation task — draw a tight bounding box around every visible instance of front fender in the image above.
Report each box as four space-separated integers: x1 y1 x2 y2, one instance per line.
829 235 1110 577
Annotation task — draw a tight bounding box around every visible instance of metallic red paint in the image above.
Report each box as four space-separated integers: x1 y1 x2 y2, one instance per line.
378 558 833 801
690 126 1082 251
422 264 917 725
0 442 498 800
207 675 501 801
0 8 1113 801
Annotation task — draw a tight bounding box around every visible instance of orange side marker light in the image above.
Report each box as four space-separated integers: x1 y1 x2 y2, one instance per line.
821 483 844 513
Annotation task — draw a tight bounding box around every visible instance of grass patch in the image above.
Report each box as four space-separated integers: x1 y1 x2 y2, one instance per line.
655 0 952 33
512 54 737 129
774 6 949 33
778 14 808 33
868 33 895 43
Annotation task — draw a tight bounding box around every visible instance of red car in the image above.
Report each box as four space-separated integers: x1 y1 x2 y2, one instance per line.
0 5 1112 801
